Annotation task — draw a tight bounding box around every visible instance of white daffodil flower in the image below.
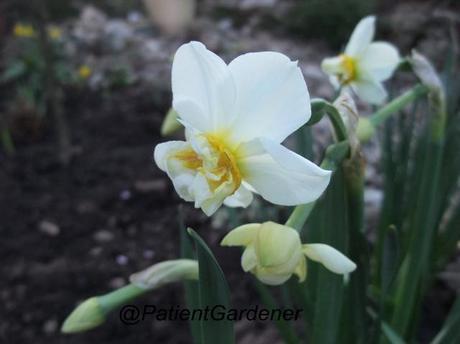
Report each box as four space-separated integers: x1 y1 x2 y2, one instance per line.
221 221 356 285
321 16 400 105
154 41 332 216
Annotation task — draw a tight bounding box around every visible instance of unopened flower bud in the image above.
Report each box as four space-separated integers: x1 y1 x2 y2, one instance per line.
221 221 356 286
356 117 375 143
61 297 105 334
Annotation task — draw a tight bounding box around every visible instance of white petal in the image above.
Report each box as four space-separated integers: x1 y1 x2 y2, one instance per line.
294 257 307 282
302 244 356 274
172 41 236 133
154 141 188 172
221 223 260 246
254 267 291 286
223 184 254 208
321 56 345 77
345 16 376 57
153 141 197 202
227 52 310 143
359 42 400 81
351 79 387 105
238 138 331 205
241 245 257 272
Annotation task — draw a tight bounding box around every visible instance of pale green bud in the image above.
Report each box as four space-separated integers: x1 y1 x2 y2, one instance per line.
62 259 198 334
160 108 182 136
61 297 105 334
221 221 356 286
356 117 375 143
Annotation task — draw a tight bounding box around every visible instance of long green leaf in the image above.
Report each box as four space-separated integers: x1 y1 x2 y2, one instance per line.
187 228 235 344
431 296 460 344
310 168 349 343
341 156 369 343
179 208 201 343
253 280 300 344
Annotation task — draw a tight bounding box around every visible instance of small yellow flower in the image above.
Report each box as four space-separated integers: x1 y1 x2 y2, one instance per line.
13 23 35 38
47 26 62 40
221 221 356 285
78 65 92 80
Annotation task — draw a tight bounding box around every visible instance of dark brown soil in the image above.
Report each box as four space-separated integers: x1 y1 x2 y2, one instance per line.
0 86 277 343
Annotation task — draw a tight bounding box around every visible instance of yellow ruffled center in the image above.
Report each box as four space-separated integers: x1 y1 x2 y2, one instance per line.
339 54 357 84
174 134 241 193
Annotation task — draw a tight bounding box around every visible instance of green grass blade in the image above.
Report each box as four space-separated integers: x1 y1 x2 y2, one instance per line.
253 280 301 344
431 296 460 344
179 209 201 343
311 168 349 343
187 228 235 344
341 156 369 343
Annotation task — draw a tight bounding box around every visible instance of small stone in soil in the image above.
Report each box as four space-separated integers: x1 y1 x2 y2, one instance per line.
38 220 60 237
116 254 129 266
134 179 167 193
119 189 132 201
143 249 155 259
42 319 58 334
93 229 114 242
109 277 126 289
89 246 103 256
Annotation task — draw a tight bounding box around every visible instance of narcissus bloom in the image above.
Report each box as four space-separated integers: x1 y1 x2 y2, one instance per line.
154 41 331 216
221 221 356 285
13 23 35 38
321 16 400 104
78 65 92 80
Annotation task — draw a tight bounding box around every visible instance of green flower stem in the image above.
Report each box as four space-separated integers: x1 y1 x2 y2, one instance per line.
62 260 198 334
310 98 348 142
285 141 350 232
369 84 428 127
357 84 428 143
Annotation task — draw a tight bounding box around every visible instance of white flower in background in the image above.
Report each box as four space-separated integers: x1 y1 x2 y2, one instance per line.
321 16 400 105
408 50 445 102
154 41 332 216
221 221 356 285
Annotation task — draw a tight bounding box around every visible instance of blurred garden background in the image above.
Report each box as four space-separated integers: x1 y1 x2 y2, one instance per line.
1 0 459 343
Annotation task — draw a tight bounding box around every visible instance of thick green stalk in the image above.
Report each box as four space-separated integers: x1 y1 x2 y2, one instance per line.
358 85 429 143
369 85 428 128
310 98 348 142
